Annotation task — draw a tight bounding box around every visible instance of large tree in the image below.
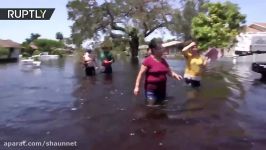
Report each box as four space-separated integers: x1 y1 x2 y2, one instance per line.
169 0 209 40
67 0 174 57
191 2 246 50
56 32 64 41
21 33 41 56
25 33 41 44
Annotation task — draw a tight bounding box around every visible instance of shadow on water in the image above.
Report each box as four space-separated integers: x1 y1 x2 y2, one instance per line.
1 55 266 149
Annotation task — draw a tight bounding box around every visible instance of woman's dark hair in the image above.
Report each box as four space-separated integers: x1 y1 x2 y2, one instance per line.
149 38 163 49
86 49 92 53
178 40 196 50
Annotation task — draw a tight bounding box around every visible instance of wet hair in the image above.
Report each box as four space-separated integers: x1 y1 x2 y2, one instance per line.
86 49 92 53
149 38 163 49
178 40 194 50
149 38 163 54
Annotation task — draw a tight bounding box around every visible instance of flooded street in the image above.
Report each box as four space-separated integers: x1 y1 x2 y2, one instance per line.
1 54 266 150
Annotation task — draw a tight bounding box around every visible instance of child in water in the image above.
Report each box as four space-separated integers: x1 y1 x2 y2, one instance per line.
134 38 183 106
182 41 207 87
100 47 114 74
83 49 97 76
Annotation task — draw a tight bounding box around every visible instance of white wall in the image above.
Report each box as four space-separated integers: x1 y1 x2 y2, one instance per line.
10 48 20 59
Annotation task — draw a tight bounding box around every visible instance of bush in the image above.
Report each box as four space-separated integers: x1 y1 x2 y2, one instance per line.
33 50 41 55
33 56 40 61
51 49 66 57
34 39 64 53
22 52 31 58
0 48 9 57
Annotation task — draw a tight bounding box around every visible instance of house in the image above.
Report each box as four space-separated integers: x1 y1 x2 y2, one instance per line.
138 44 149 56
162 40 182 55
0 39 21 62
29 43 38 50
244 23 266 33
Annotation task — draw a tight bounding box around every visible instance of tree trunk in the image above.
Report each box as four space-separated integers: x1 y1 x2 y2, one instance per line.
128 28 139 58
129 39 139 58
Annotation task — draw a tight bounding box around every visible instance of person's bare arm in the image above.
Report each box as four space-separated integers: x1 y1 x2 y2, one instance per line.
182 42 196 59
182 42 196 52
134 65 148 96
168 69 183 80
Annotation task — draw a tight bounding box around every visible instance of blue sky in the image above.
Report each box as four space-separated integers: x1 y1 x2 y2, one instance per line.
0 0 265 44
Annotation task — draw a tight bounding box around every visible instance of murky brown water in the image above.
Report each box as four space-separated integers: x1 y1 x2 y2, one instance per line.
1 54 266 150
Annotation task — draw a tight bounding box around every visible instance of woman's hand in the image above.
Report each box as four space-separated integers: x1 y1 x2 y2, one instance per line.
202 56 208 66
133 65 147 96
173 73 183 80
168 70 183 80
134 86 140 96
190 42 196 47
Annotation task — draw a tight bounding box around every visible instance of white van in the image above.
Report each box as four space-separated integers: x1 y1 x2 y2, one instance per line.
250 35 266 51
234 33 266 55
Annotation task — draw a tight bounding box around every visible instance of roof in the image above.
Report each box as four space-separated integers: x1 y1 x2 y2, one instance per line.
245 26 263 33
254 23 266 28
29 43 38 49
162 41 182 48
245 23 266 33
139 45 148 50
0 39 21 48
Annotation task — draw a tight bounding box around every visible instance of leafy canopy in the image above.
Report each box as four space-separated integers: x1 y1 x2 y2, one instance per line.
56 32 64 41
191 2 246 50
67 0 173 45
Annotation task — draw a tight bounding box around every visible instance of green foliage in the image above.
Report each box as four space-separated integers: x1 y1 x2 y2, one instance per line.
22 52 31 58
191 2 246 50
25 33 41 44
21 43 35 56
50 49 66 57
33 50 41 55
0 47 9 57
34 39 64 53
113 38 127 51
67 0 174 54
33 56 40 61
101 37 113 49
21 33 41 56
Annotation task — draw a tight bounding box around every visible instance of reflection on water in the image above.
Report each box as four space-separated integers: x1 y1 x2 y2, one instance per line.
0 54 266 149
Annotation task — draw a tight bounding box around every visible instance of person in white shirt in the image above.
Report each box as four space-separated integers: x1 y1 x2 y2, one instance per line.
83 49 97 76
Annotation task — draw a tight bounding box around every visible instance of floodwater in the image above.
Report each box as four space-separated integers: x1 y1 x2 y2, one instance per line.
0 54 266 150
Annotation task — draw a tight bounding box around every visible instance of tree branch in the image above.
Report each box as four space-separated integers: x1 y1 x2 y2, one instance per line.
145 23 166 37
105 4 128 34
122 8 134 17
110 32 123 38
143 22 148 36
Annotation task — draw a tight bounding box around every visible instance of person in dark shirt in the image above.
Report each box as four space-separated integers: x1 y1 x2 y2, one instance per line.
100 46 114 74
